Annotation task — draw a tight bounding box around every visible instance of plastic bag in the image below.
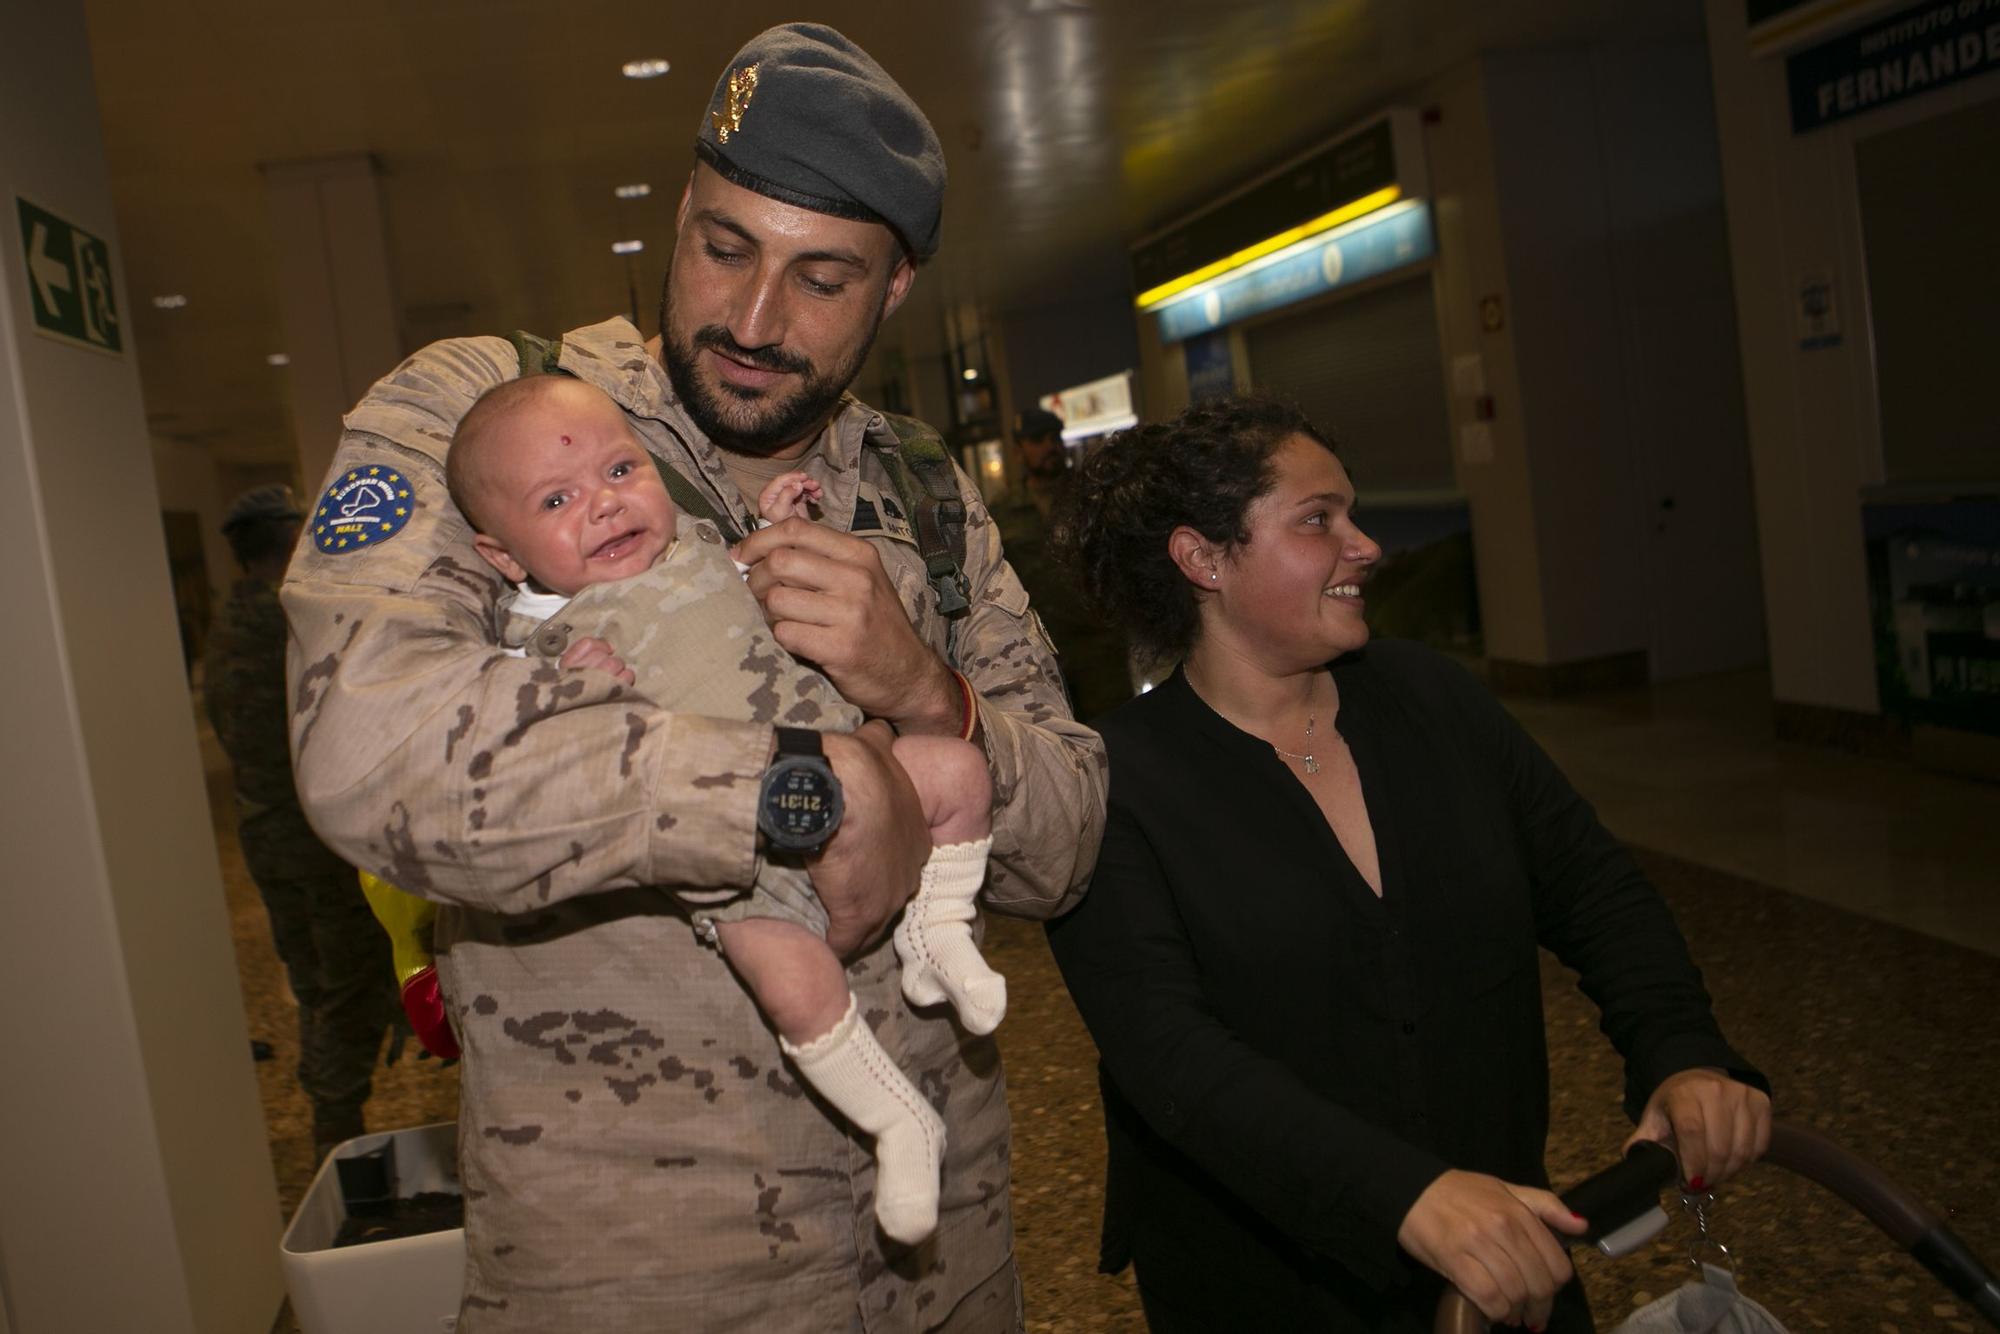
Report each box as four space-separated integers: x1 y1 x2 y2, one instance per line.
1610 1264 1791 1334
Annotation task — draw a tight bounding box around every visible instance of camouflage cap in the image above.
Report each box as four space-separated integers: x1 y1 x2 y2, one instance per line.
222 483 304 532
695 23 945 260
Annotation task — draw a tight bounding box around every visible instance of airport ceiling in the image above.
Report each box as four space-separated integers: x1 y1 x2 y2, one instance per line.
85 0 1703 467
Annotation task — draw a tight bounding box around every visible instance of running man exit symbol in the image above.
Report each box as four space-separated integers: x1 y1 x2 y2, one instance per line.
16 198 122 354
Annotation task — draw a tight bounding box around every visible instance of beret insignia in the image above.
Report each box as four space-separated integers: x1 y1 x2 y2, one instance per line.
711 63 759 144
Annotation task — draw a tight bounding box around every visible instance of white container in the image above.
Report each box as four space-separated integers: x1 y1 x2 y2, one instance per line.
280 1122 466 1334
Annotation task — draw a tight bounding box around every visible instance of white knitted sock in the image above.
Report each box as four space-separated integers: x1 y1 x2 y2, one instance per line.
894 837 1006 1035
780 994 945 1244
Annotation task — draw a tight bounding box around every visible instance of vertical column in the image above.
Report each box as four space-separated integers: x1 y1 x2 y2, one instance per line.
0 4 283 1334
262 155 404 490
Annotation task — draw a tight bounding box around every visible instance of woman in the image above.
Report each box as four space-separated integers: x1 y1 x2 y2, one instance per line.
1045 396 1770 1331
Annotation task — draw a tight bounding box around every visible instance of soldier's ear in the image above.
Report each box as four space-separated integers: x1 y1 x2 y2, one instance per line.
472 533 528 584
880 254 916 322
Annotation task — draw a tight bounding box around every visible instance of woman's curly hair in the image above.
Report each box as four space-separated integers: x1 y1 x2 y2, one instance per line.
1050 393 1334 658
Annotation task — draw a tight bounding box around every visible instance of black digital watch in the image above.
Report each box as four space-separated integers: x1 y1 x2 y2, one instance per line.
756 727 844 854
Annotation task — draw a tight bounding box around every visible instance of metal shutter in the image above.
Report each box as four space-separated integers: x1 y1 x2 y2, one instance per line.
1242 276 1454 494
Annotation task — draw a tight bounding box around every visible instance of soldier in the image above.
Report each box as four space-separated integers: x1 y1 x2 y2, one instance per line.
204 484 394 1160
991 409 1132 723
1014 407 1071 523
280 22 1106 1334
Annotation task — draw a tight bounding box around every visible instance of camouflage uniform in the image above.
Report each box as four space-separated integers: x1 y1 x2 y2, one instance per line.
203 574 394 1142
281 317 1107 1332
496 514 859 936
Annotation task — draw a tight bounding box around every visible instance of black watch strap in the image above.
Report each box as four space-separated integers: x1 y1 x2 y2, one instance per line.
773 726 825 760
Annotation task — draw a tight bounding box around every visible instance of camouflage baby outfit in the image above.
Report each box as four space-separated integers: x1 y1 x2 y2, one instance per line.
496 511 857 937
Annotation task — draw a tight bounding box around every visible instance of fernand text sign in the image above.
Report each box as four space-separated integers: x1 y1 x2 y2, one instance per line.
1788 0 2000 132
16 198 122 354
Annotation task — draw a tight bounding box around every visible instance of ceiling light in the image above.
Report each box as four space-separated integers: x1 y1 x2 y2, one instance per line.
611 240 644 255
266 353 290 366
152 294 188 309
962 368 979 381
622 59 670 79
614 182 652 200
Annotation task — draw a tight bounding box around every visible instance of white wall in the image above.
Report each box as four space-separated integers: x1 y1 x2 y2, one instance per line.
1705 0 2000 714
1476 41 1766 678
0 4 283 1332
150 436 233 606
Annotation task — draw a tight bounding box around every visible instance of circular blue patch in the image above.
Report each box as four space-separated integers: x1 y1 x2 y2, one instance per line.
313 466 413 554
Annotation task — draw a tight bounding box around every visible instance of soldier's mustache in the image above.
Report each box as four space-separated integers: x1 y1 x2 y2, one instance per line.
691 327 813 377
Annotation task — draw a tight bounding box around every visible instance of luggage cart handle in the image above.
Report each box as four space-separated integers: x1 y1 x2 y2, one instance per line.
1434 1140 1680 1334
1762 1122 2000 1329
1435 1121 2000 1333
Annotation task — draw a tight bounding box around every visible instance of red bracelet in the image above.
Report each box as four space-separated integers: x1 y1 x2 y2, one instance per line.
953 670 978 742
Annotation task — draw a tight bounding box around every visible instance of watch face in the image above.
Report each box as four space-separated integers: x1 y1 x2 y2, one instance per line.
761 758 841 849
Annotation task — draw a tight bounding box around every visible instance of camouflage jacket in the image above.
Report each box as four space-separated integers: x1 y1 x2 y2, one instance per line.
280 318 1107 1331
204 576 297 814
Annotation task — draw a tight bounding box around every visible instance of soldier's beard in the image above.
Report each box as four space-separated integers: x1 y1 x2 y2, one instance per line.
661 317 881 459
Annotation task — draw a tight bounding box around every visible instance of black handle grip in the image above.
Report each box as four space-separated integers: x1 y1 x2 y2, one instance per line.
1556 1140 1679 1248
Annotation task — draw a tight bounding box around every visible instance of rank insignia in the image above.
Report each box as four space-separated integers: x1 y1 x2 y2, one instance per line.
711 63 759 143
315 467 413 554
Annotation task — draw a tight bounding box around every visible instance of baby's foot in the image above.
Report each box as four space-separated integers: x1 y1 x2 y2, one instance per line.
895 838 1006 1035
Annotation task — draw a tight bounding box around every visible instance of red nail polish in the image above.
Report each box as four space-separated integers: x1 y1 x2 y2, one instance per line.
1688 1176 1706 1191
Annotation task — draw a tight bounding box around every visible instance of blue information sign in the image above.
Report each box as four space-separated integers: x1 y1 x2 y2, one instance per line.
1788 0 2000 132
1153 205 1433 344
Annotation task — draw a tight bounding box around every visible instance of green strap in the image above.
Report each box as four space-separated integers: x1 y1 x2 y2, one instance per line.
505 330 565 377
877 412 971 617
502 329 741 543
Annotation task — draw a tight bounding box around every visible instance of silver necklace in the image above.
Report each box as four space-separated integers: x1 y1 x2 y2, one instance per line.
1272 712 1320 774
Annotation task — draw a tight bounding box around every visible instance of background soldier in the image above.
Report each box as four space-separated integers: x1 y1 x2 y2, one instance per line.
1014 407 1071 523
991 408 1131 723
205 484 394 1160
282 24 1106 1332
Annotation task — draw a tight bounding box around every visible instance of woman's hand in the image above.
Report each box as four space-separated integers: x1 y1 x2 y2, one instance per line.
1625 1067 1771 1191
1398 1169 1588 1329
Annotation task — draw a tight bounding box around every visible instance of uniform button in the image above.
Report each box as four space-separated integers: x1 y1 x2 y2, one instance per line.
1401 1019 1417 1036
535 624 571 657
694 521 721 545
1163 1098 1178 1119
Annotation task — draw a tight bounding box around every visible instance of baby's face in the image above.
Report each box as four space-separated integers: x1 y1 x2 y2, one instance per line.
470 381 677 595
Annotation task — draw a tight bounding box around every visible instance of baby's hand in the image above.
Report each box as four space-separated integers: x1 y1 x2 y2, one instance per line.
757 471 822 524
560 636 636 687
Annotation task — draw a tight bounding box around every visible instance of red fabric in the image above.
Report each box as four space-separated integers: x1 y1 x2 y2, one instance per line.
400 966 460 1059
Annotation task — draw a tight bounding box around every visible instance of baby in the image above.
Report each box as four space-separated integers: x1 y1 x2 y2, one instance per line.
437 373 1006 1244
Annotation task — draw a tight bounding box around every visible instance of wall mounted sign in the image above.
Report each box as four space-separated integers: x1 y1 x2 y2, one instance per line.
1796 270 1843 349
1150 203 1434 343
1787 0 2000 132
16 197 122 354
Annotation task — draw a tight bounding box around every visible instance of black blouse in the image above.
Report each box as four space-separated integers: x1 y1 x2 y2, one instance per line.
1046 641 1765 1329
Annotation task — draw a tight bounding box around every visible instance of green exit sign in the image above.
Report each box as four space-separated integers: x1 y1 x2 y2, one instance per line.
17 197 122 355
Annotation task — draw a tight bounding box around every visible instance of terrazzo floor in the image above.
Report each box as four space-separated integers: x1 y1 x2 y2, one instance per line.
214 706 1997 1333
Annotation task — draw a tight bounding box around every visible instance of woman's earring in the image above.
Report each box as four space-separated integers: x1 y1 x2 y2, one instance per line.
1208 570 1218 582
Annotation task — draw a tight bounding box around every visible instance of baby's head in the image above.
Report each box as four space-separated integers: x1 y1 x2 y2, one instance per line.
449 376 677 596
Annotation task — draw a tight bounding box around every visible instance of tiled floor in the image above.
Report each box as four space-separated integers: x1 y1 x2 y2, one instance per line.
235 669 2000 1332
1505 668 2000 960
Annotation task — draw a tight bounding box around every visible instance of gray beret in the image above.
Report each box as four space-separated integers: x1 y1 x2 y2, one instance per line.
695 23 946 260
222 483 303 532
